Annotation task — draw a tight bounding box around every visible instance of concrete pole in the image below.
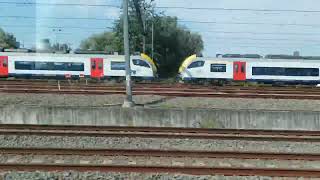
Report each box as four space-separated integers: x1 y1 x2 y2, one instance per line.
122 0 134 108
143 20 146 53
152 21 154 60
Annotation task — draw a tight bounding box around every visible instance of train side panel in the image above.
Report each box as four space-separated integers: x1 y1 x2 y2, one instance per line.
104 56 155 79
8 55 90 79
180 58 233 81
247 61 320 84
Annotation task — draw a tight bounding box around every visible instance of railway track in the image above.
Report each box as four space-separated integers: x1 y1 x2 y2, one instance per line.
1 147 320 161
1 164 320 177
1 124 320 142
0 79 320 99
0 81 320 99
1 147 320 177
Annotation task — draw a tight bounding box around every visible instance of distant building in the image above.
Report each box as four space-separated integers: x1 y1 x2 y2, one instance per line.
294 51 300 57
15 42 20 48
37 39 51 51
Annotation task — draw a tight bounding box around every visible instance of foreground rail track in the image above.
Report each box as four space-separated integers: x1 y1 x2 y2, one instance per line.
1 124 320 142
0 80 320 99
1 148 320 177
1 147 320 161
1 164 320 177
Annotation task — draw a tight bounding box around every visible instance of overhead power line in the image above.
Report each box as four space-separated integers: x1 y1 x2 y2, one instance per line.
0 1 120 8
156 6 320 13
194 30 320 36
0 15 117 21
178 20 320 27
2 1 319 14
1 15 319 28
213 37 320 42
0 24 110 30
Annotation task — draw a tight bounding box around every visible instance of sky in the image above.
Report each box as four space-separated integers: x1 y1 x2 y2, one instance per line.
1 0 320 56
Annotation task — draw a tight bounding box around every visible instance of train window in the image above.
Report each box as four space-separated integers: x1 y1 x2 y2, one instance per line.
98 62 103 70
3 60 7 67
15 61 84 71
15 61 35 70
35 62 49 70
91 61 96 69
133 59 150 68
54 62 66 71
234 64 239 73
211 64 226 72
241 64 245 73
252 67 319 77
111 62 125 70
187 61 205 69
70 63 85 71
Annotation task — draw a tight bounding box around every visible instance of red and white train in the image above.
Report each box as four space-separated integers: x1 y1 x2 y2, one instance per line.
179 54 320 84
0 51 157 80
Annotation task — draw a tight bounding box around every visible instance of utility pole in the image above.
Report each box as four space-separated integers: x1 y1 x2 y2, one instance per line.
143 20 146 53
151 21 154 60
122 0 134 108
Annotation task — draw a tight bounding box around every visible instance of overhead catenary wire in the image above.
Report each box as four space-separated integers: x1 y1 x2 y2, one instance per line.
156 6 320 13
193 30 320 36
1 1 320 14
178 20 320 27
212 37 320 42
0 1 120 8
2 15 320 29
0 15 118 21
0 24 110 30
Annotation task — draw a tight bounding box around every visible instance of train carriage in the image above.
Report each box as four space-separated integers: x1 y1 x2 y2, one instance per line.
179 54 320 84
0 52 157 80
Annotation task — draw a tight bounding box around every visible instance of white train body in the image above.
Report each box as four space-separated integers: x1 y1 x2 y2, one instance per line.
0 52 157 79
179 55 320 84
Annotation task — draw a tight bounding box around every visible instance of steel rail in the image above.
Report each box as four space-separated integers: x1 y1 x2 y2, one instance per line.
1 124 320 136
1 147 320 161
1 83 320 100
1 88 320 100
0 125 319 141
1 83 320 93
0 164 319 177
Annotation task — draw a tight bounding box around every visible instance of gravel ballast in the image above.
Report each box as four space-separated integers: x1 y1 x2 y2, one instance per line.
0 154 319 169
1 135 319 154
0 172 281 180
0 93 320 111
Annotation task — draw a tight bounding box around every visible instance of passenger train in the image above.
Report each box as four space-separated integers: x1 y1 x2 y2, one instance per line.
0 51 157 80
179 54 320 84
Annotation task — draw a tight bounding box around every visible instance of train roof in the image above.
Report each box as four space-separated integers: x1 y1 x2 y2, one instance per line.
0 52 146 61
216 53 320 60
0 51 158 73
197 57 320 63
0 52 119 57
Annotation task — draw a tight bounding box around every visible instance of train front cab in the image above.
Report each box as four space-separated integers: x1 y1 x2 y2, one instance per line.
0 56 8 77
233 61 246 81
90 58 104 79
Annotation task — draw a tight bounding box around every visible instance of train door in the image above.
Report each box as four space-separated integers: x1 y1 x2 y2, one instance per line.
233 61 246 81
90 58 104 78
0 56 8 77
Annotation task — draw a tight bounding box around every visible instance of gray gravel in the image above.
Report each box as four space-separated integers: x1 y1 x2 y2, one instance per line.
0 93 319 111
0 172 300 180
0 135 319 154
0 154 319 169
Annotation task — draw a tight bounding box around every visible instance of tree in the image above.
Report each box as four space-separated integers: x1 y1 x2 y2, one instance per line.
80 32 121 53
37 39 51 51
52 43 71 52
0 28 18 49
80 0 204 77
